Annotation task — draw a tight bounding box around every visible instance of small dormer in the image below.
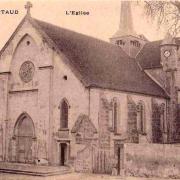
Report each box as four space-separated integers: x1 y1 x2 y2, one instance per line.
110 1 147 58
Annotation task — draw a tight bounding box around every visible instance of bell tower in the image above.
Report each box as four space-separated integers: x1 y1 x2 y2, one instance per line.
110 1 147 57
160 33 180 142
160 33 178 72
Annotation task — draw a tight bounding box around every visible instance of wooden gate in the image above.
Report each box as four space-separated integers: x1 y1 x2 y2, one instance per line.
75 145 113 174
92 146 112 174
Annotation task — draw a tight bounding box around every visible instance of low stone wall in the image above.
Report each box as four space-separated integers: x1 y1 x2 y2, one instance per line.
124 143 180 178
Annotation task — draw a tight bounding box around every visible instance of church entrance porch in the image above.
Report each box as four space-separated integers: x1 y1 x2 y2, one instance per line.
13 113 36 163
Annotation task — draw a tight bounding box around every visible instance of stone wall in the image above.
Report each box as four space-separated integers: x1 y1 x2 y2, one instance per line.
51 50 90 165
75 146 93 173
89 88 167 146
124 143 180 178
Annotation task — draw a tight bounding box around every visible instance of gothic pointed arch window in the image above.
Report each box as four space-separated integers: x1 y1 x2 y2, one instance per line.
127 96 138 143
60 99 69 129
109 98 119 133
160 103 166 133
137 101 146 134
152 100 163 143
113 100 118 133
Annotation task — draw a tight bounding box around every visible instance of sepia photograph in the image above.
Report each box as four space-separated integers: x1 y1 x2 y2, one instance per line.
0 0 180 179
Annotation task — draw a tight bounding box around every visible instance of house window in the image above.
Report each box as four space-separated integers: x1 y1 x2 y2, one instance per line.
60 99 69 129
137 102 145 134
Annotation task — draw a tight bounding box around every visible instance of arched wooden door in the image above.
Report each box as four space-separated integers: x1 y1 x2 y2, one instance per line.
14 113 35 163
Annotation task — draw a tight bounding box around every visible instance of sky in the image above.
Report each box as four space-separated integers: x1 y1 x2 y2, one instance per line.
0 0 167 50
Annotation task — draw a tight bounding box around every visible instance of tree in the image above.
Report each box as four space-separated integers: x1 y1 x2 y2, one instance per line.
143 1 180 36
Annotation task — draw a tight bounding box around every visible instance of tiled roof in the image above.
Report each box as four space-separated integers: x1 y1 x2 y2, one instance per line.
136 38 180 69
33 18 168 98
136 40 162 69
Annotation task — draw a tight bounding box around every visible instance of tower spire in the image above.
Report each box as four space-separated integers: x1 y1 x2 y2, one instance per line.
110 1 148 57
113 1 136 38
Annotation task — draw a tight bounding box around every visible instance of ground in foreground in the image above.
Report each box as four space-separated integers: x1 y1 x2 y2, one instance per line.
0 173 179 180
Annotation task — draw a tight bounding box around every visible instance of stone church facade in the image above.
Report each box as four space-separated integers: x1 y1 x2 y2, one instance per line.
0 1 180 174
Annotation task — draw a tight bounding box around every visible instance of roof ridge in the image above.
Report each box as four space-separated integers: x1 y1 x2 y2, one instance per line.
32 18 112 44
32 17 130 58
30 17 169 98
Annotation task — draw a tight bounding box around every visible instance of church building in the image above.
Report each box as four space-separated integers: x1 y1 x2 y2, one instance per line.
0 1 180 174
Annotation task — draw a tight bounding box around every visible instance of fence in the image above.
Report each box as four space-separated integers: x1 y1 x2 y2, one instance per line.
92 146 112 174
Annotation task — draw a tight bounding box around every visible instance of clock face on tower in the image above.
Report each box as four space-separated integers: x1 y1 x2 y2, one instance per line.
19 61 35 83
164 50 171 58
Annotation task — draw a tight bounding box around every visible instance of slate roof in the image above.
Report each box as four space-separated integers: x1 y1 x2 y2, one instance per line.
136 40 162 69
32 18 168 98
0 16 168 98
136 38 180 69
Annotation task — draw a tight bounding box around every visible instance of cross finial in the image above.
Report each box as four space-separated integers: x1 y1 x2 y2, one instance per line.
25 1 33 16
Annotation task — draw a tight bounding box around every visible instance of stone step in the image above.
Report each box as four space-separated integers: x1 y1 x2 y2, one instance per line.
0 168 71 176
0 162 72 176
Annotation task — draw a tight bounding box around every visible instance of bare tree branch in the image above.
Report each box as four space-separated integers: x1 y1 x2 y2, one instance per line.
171 1 180 12
143 1 180 36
